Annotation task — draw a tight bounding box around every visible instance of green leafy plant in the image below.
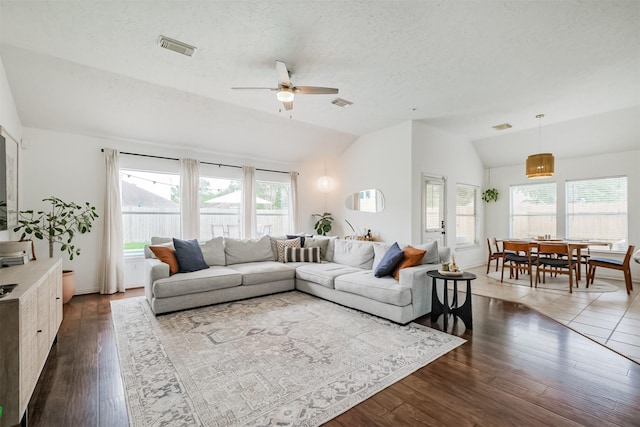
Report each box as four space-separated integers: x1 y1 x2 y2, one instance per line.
14 196 99 260
482 188 499 203
312 212 333 236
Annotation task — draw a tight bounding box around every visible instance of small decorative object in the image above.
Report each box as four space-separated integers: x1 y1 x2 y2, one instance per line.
14 196 99 303
441 262 450 271
481 188 499 203
450 255 459 272
345 219 357 237
312 212 333 236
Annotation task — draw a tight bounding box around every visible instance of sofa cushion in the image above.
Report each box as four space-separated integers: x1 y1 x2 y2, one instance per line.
303 238 330 260
149 245 179 275
295 262 364 289
153 266 242 298
374 242 405 278
335 271 412 307
415 240 439 264
225 235 275 265
306 236 337 261
201 237 226 266
332 239 375 269
276 238 302 262
393 246 426 280
173 238 209 273
226 261 296 285
284 247 321 263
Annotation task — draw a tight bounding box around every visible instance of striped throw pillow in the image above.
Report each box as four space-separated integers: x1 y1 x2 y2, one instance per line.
284 247 321 263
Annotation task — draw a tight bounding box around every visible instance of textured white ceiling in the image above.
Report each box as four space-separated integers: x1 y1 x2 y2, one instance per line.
0 1 639 164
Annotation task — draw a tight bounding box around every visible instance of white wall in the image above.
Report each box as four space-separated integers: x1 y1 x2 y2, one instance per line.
334 121 413 242
411 121 486 268
19 126 302 293
0 55 22 241
485 149 640 281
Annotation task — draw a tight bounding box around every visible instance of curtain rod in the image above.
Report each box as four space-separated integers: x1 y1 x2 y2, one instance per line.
101 149 290 175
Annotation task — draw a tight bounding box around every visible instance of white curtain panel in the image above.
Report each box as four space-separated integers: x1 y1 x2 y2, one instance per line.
180 158 200 240
289 171 299 233
100 148 125 294
241 166 256 239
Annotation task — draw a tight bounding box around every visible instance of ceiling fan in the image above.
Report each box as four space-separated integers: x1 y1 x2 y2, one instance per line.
232 61 338 111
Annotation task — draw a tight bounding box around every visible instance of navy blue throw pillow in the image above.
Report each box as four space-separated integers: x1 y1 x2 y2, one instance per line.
374 242 405 278
173 238 209 273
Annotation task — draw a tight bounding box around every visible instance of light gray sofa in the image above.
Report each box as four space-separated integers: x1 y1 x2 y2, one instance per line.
144 235 450 324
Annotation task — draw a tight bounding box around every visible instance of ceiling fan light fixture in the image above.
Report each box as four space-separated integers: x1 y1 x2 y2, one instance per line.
276 89 295 103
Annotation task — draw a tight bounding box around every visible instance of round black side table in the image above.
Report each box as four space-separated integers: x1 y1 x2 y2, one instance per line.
427 270 477 332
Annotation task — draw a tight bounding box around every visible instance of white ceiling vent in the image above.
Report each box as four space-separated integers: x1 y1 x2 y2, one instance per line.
158 36 196 57
492 123 512 130
331 98 353 108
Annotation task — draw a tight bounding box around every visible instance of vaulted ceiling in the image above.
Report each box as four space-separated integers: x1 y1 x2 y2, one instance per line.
1 1 638 165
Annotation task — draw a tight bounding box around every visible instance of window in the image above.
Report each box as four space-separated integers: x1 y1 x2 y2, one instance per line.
199 177 242 241
120 170 180 255
455 184 478 247
566 176 627 250
510 182 556 239
256 180 290 236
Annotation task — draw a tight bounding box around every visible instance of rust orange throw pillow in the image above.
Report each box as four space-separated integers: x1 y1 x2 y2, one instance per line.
149 246 179 275
393 246 427 280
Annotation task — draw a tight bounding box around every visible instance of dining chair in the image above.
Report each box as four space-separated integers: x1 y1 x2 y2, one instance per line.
501 241 537 287
486 237 504 274
211 224 226 238
587 245 635 295
536 243 579 293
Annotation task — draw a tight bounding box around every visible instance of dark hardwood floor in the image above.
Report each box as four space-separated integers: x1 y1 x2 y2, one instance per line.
29 290 640 426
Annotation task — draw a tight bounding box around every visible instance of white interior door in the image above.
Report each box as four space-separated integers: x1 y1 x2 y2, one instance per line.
422 175 446 245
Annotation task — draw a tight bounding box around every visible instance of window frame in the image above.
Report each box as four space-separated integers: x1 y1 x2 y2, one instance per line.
455 183 479 249
509 182 557 239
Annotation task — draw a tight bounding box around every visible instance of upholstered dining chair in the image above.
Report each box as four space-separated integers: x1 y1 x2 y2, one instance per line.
501 241 537 287
486 237 504 273
536 243 579 293
587 245 635 295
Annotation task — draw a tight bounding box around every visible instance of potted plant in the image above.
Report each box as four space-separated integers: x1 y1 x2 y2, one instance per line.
482 188 499 203
14 196 99 303
312 212 333 236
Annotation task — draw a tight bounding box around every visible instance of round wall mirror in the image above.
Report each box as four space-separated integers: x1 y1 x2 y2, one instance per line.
345 189 385 213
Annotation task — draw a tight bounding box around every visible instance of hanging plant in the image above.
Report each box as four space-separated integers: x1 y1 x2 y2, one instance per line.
482 188 499 203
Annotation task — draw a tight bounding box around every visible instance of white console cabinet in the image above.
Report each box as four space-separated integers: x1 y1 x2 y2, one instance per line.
0 258 63 427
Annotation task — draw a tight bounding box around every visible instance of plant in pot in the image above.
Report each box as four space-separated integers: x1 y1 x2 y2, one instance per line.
14 196 99 303
312 212 333 236
482 188 499 203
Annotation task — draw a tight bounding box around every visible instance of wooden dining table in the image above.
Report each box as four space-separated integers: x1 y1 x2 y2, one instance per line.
497 238 611 282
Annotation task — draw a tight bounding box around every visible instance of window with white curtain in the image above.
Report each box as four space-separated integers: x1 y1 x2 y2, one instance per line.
510 182 557 239
566 176 628 251
455 184 478 247
120 169 180 254
199 177 242 241
255 179 290 237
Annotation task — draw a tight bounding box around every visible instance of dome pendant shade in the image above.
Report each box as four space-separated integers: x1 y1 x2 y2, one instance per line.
526 153 554 178
276 88 295 103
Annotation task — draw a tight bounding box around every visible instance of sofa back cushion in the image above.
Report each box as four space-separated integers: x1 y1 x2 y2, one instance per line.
304 238 330 261
144 236 173 259
224 235 275 265
415 240 439 264
200 237 226 266
333 239 375 270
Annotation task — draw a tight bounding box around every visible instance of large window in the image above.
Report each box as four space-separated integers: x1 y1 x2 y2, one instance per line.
199 177 242 241
121 169 180 254
455 184 478 247
256 179 290 236
566 176 627 250
510 182 556 239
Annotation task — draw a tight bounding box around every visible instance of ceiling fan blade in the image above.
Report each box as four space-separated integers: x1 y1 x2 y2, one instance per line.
282 101 294 111
231 87 278 91
294 86 339 95
275 61 292 87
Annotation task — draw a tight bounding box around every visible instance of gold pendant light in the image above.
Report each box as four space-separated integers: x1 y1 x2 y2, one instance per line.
526 114 554 179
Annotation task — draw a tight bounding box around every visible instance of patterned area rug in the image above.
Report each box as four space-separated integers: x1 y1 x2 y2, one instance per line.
487 271 619 293
111 292 465 426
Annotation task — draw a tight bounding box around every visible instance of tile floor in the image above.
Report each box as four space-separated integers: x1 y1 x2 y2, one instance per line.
463 265 640 364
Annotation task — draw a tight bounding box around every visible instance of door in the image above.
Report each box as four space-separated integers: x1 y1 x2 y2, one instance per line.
422 175 446 245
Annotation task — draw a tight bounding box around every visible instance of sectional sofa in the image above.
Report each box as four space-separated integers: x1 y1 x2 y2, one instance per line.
144 235 450 324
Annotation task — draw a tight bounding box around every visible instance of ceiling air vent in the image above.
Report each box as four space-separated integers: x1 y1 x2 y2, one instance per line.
331 98 353 108
158 36 196 57
492 123 512 131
